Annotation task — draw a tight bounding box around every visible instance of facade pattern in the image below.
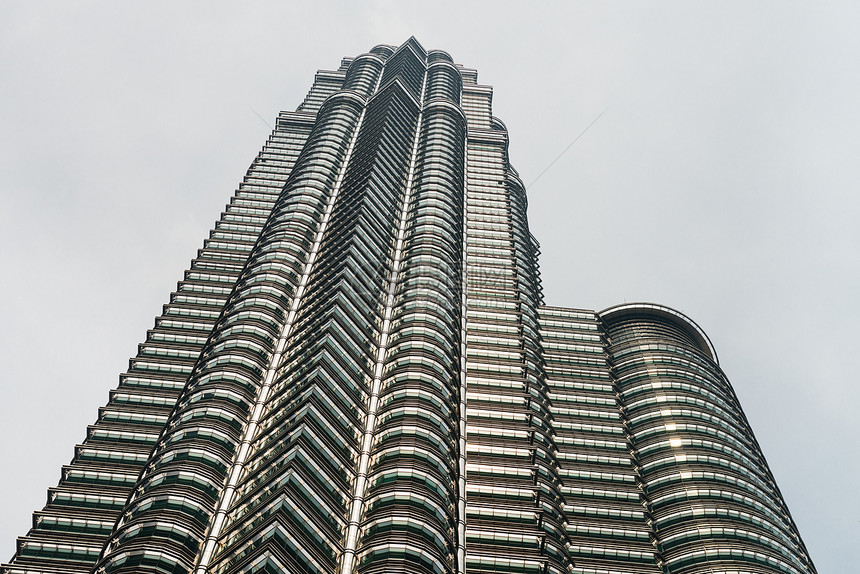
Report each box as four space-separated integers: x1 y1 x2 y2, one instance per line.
3 39 816 574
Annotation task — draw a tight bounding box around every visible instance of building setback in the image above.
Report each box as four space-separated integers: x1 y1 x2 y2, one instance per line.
3 38 816 574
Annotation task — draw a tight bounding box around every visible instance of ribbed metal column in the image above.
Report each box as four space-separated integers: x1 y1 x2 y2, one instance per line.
351 52 467 574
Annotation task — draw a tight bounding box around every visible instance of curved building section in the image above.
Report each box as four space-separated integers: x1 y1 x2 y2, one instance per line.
600 303 815 574
602 303 717 364
342 53 386 96
425 60 462 104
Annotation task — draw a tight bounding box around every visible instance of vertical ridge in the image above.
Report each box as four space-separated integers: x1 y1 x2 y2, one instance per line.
339 56 428 574
192 79 381 574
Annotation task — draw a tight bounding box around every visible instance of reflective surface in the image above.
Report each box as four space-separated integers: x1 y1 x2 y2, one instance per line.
2 39 816 574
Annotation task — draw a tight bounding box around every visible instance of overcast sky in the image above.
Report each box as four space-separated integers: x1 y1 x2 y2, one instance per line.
0 2 854 571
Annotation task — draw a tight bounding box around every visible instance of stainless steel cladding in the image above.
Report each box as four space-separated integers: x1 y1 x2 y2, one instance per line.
3 38 816 574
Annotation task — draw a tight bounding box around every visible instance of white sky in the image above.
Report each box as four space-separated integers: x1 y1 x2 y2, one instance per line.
0 2 854 571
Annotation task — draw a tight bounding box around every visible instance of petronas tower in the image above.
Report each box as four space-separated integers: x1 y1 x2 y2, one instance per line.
3 38 816 574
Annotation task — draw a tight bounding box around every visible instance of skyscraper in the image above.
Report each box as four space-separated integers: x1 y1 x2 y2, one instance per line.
3 37 816 574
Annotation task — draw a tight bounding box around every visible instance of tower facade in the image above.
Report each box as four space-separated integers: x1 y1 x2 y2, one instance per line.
3 39 816 574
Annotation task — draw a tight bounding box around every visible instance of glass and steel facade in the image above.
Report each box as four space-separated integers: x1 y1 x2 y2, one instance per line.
2 38 816 574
